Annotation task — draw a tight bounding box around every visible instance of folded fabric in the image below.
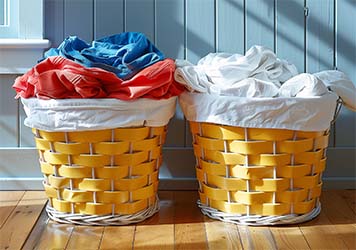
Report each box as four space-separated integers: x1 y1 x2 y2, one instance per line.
13 56 184 100
314 70 356 111
22 97 177 131
179 91 338 131
278 73 328 97
175 45 298 96
44 32 164 80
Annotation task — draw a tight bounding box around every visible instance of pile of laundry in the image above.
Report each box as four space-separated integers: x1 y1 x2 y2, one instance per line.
13 32 184 100
13 32 184 131
176 46 356 131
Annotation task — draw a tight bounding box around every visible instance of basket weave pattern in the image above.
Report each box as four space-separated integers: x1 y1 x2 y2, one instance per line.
33 126 166 224
190 121 329 222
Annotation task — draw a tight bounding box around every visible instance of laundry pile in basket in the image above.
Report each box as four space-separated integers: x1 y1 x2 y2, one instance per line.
13 32 184 100
11 32 185 225
175 45 356 225
176 45 356 132
13 32 184 131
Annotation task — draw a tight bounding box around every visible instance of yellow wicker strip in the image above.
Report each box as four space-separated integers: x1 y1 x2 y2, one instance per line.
190 121 329 225
33 126 166 225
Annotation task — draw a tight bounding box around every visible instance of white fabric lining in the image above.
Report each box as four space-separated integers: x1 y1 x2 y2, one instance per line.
22 97 177 131
179 92 338 131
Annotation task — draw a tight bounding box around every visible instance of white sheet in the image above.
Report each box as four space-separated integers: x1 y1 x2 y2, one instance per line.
22 97 177 131
278 73 329 97
179 92 338 131
174 45 298 96
314 70 356 111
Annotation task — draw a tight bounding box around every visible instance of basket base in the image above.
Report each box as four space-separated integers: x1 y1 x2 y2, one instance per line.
46 197 160 226
198 200 321 226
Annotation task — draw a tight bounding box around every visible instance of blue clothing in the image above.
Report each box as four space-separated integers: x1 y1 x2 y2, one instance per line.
44 32 165 80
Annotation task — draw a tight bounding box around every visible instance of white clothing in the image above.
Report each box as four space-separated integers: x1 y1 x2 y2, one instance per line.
278 73 329 97
314 70 356 111
174 45 298 97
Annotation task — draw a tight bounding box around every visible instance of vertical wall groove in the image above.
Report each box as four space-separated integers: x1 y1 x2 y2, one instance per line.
214 0 218 52
1 0 354 187
243 0 246 53
123 0 126 32
16 98 20 147
93 0 96 39
333 0 337 147
275 0 278 55
153 0 156 44
274 0 277 53
304 0 307 73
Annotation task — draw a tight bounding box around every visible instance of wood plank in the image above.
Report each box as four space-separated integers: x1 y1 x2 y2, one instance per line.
0 191 25 228
0 191 47 250
186 0 215 63
320 190 356 249
64 0 94 42
29 220 74 250
173 191 204 224
174 191 207 250
246 0 275 51
276 0 305 73
100 226 135 250
217 0 244 53
238 225 278 250
204 221 242 250
175 223 207 250
66 226 104 250
133 224 174 250
0 75 19 147
270 227 310 250
21 207 49 250
336 190 356 214
335 0 356 147
94 0 124 39
125 0 155 42
299 207 349 249
139 191 174 225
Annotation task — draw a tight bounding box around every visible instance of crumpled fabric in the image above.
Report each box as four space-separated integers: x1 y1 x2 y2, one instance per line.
13 56 184 100
279 73 329 97
277 70 356 111
175 45 298 96
314 70 356 111
44 32 165 80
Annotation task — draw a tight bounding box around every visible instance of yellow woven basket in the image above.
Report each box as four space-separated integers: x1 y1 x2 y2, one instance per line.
190 121 329 225
33 126 166 225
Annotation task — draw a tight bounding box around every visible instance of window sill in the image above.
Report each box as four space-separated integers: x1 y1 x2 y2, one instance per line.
0 39 51 74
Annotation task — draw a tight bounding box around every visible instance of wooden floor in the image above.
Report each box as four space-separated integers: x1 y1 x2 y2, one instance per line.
0 190 355 250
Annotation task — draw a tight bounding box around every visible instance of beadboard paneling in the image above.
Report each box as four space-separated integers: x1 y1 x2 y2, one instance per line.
0 0 355 189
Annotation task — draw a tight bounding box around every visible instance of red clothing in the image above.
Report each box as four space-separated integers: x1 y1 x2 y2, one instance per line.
13 56 184 100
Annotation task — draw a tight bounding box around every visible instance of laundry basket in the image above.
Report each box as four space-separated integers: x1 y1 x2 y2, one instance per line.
179 92 341 225
22 97 176 225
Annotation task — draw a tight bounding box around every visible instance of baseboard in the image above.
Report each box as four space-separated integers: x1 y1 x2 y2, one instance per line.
1 177 354 191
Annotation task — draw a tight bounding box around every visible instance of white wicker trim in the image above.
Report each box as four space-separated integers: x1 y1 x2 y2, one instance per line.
198 200 321 226
46 196 160 226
